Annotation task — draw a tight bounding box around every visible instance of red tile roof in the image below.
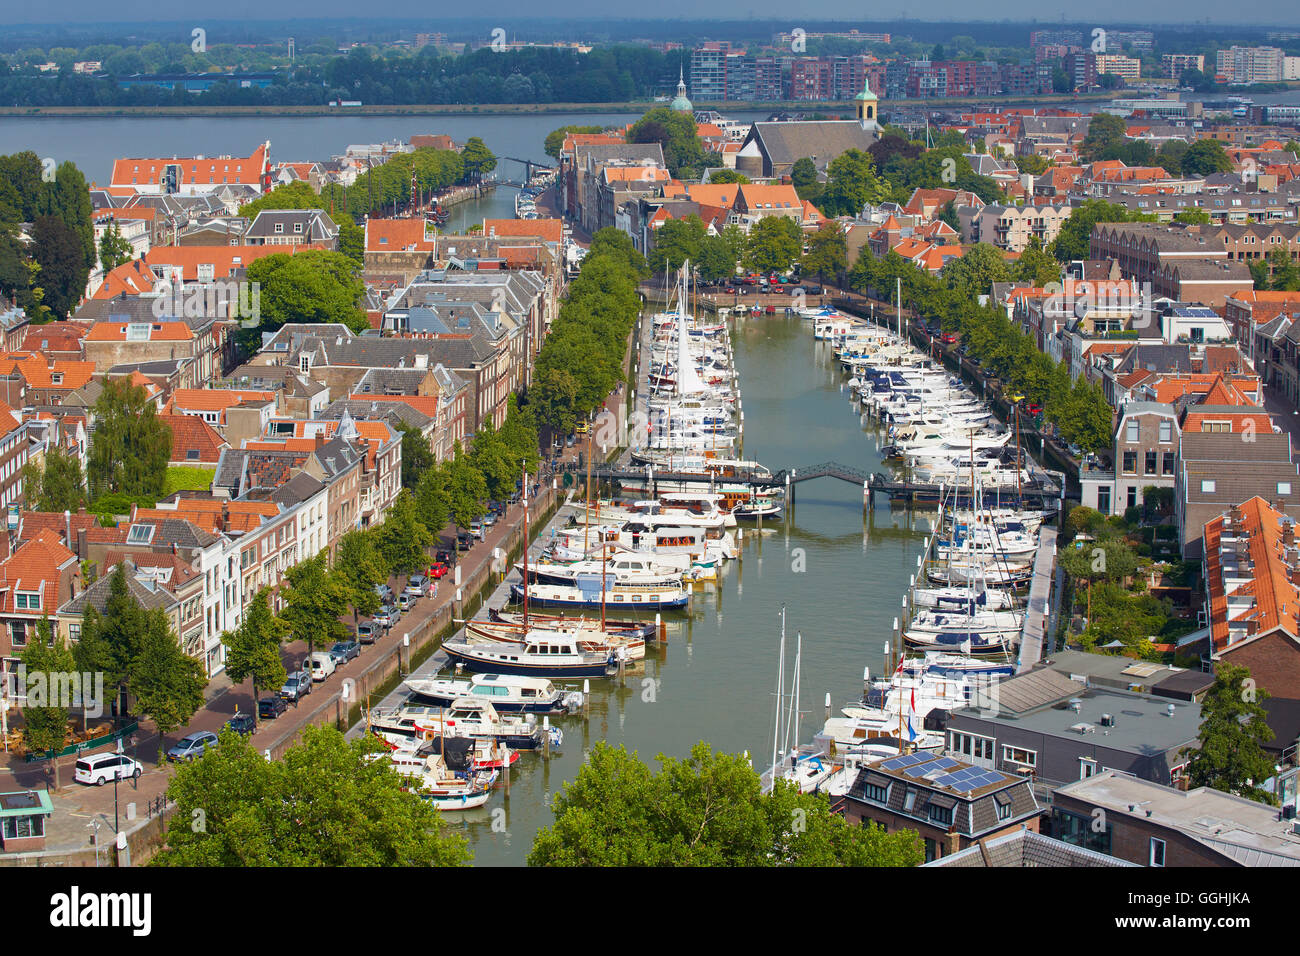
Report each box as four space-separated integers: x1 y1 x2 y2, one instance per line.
110 144 269 189
0 531 77 615
159 413 229 465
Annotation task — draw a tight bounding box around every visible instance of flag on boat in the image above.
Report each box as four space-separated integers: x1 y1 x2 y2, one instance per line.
906 717 917 742
910 688 916 713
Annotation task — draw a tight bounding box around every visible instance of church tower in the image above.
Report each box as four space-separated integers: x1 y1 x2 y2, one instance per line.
855 77 879 131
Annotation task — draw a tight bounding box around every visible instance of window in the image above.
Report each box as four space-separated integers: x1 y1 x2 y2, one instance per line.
1001 745 1037 769
1125 420 1139 443
10 621 26 646
1149 837 1166 867
927 804 953 826
15 591 41 610
1162 451 1175 475
1280 482 1292 496
1201 479 1216 494
996 798 1012 821
2 814 44 839
1080 758 1098 780
1159 420 1172 443
69 623 80 642
1127 486 1138 509
1122 451 1137 474
1098 486 1111 514
903 789 918 812
863 781 889 804
950 731 994 761
1144 451 1157 475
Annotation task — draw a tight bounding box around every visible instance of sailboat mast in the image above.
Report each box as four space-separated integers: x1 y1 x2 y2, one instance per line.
584 432 593 555
770 606 786 781
791 632 802 765
598 492 606 631
522 459 530 629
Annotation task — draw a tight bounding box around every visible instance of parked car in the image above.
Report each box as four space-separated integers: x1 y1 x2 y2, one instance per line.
279 670 312 703
309 651 337 682
427 561 449 580
405 574 430 597
941 333 958 345
435 549 454 565
167 731 220 762
356 621 379 644
226 712 257 736
373 605 399 627
330 640 361 664
482 512 498 527
374 583 394 603
258 695 288 719
468 521 485 540
397 592 418 613
75 752 142 786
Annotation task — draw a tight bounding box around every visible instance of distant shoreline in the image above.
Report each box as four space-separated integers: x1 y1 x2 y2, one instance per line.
0 93 1118 119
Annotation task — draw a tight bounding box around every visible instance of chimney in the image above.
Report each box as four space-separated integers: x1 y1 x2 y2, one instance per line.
64 509 71 546
76 526 87 560
220 501 229 532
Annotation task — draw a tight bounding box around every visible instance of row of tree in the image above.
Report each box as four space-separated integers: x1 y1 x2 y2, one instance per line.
527 228 643 435
847 241 1114 452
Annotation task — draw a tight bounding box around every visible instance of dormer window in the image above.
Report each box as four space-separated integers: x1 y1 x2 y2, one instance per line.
274 223 283 233
15 591 41 611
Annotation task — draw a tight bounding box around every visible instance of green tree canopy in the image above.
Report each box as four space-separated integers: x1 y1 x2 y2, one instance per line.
153 726 472 866
800 223 847 283
650 215 706 275
278 550 351 653
240 249 368 352
1182 663 1278 806
1050 199 1148 263
529 741 922 866
221 586 288 723
707 168 750 185
743 216 803 275
87 378 172 500
544 125 605 160
819 148 891 217
1180 139 1233 177
627 108 704 178
23 446 86 513
376 489 434 576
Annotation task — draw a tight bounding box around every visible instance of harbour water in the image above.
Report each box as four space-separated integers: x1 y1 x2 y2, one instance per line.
447 313 930 866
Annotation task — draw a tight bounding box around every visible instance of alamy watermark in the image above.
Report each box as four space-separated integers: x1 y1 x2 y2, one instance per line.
151 279 261 328
8 666 105 718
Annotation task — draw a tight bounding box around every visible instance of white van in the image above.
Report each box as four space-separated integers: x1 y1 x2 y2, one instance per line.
75 752 142 786
309 651 337 682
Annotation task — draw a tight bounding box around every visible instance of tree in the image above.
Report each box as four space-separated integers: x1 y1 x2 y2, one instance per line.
544 125 604 160
22 447 86 512
97 221 133 272
586 227 648 278
1155 139 1189 176
743 216 802 275
1059 535 1138 620
335 530 389 624
1182 664 1278 806
819 148 890 217
529 741 922 866
1050 200 1146 263
153 726 472 866
241 250 368 351
1249 257 1271 290
395 421 433 489
695 235 738 283
444 443 489 537
800 224 847 286
31 215 88 319
1013 237 1060 286
1180 139 1233 177
278 551 351 654
87 378 172 500
221 587 288 726
376 489 434 577
460 136 497 181
1266 246 1300 292
940 242 1011 298
791 157 819 189
707 169 749 185
651 215 706 274
627 108 704 177
131 606 207 754
1051 66 1071 94
1173 209 1211 226
1014 154 1050 176
1080 114 1129 162
20 622 76 788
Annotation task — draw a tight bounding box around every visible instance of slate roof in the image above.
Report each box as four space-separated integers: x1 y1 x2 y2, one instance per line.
60 560 177 616
747 121 878 170
926 828 1137 867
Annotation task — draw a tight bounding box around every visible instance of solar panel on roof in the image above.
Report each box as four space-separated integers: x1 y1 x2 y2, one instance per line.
880 753 927 771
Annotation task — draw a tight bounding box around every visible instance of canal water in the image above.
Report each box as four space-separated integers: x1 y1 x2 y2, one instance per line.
454 313 932 866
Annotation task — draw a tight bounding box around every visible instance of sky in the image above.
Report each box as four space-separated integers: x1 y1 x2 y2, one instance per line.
2 2 1298 28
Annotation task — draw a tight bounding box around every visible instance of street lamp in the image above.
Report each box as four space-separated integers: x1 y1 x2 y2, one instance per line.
113 737 123 834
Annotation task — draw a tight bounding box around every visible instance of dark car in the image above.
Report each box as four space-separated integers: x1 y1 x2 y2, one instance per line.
258 696 288 719
456 529 475 548
226 712 257 736
330 640 361 665
435 549 454 565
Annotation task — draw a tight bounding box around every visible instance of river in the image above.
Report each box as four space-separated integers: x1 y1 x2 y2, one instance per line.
439 312 930 866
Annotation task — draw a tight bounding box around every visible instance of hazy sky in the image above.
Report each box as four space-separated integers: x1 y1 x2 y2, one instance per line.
3 2 1298 27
